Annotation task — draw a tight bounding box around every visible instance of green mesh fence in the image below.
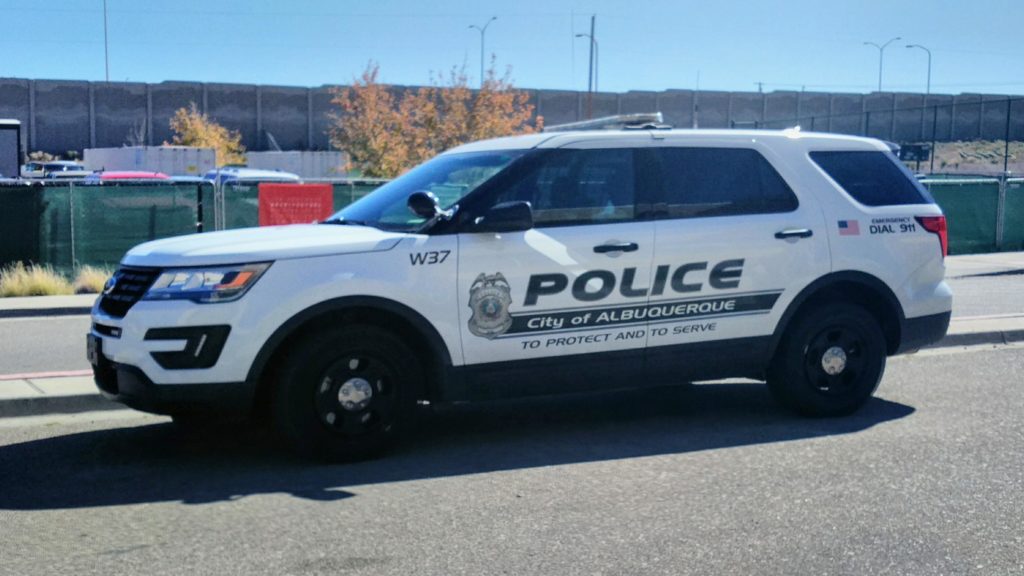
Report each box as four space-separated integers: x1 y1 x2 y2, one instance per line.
72 185 200 267
923 179 1000 254
332 182 380 211
219 182 260 230
1 183 204 271
47 184 202 270
0 183 42 267
200 183 216 232
1004 179 1024 251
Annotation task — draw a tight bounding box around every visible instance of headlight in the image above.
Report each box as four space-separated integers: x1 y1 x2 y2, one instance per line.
142 262 271 303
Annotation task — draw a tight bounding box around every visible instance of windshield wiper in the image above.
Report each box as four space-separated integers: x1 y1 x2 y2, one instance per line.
322 218 371 227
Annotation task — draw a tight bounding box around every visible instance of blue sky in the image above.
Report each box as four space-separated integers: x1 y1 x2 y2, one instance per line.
1 0 1022 95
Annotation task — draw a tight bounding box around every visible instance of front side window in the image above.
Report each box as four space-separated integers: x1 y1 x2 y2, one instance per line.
810 150 934 206
328 151 522 231
493 148 636 227
652 147 798 219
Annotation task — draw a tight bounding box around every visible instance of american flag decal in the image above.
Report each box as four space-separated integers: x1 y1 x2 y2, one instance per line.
838 220 860 236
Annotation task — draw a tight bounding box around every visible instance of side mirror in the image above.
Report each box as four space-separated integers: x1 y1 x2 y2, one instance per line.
407 190 441 219
473 201 533 233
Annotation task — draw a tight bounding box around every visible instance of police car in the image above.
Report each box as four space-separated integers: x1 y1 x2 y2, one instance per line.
88 128 952 460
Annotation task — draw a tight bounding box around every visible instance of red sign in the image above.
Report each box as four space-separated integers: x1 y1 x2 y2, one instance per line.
258 183 334 226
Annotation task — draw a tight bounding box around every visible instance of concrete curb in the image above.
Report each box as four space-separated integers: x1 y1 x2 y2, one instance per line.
0 393 125 418
0 294 97 319
0 307 92 319
929 328 1024 348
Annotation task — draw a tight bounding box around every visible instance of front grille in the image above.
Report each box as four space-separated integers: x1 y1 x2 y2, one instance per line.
98 267 161 318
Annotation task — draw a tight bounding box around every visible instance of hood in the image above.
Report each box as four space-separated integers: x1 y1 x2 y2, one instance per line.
122 224 406 267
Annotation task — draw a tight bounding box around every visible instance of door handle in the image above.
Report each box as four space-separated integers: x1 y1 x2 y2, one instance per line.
774 228 813 239
594 242 639 254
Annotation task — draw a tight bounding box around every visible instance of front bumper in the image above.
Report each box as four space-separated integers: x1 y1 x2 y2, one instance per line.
90 296 258 386
92 356 253 417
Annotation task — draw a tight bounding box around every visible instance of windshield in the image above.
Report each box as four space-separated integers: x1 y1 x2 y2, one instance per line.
327 150 523 231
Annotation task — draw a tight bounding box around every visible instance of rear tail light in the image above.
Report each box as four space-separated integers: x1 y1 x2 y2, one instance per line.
916 215 948 258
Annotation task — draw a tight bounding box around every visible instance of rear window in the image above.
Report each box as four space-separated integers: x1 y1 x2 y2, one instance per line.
810 151 934 206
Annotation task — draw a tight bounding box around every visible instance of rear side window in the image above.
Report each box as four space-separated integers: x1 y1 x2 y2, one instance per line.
653 148 798 219
810 151 934 206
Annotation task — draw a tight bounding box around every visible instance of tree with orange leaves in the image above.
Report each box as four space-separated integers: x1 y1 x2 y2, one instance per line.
167 103 246 166
330 61 542 178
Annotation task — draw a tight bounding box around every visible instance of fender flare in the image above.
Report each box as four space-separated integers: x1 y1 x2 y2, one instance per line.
245 295 454 389
768 271 906 358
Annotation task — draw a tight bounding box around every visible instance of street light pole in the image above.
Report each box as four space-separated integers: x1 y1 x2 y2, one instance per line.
906 43 932 95
576 15 596 118
575 33 599 91
863 36 901 91
468 16 497 88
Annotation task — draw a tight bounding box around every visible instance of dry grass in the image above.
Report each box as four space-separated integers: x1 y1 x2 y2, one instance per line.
0 263 74 297
931 140 1024 174
73 265 114 294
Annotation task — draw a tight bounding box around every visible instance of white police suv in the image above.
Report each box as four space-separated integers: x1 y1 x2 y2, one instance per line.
88 129 951 460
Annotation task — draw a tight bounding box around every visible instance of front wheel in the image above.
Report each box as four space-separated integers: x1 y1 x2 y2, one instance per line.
273 325 421 461
767 303 886 416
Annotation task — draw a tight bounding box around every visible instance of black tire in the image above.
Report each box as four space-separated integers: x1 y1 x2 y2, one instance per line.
272 325 421 462
767 303 886 416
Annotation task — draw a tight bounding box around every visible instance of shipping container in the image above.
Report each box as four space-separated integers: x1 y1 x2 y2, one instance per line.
245 151 347 178
83 146 216 176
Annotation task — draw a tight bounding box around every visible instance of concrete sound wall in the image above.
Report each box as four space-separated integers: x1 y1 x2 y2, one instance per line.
0 77 1021 156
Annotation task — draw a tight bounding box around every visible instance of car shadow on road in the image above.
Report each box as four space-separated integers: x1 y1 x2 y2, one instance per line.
0 382 914 510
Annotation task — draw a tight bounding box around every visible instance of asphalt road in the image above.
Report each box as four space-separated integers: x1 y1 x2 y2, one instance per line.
0 315 92 374
0 344 1021 575
946 272 1024 318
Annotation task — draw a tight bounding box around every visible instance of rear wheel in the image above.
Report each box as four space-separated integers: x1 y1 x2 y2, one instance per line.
273 325 421 461
767 303 886 416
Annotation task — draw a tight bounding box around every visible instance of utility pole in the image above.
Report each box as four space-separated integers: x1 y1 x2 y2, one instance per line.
469 16 497 88
863 37 901 91
755 81 763 93
103 0 110 82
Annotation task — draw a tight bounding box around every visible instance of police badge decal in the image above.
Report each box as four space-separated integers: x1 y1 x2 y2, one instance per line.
467 273 513 339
